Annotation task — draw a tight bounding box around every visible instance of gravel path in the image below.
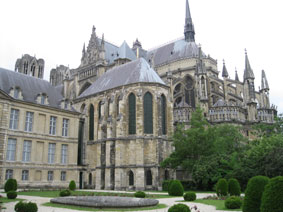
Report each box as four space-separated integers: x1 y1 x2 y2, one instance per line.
2 191 241 212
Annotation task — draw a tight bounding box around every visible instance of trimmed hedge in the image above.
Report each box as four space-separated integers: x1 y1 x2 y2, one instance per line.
4 179 17 192
7 190 17 199
168 203 191 212
168 180 184 196
15 201 38 212
260 176 283 212
216 178 228 197
242 176 269 212
69 180 76 191
59 190 71 197
225 196 242 209
134 191 146 198
183 192 196 201
162 180 172 191
228 178 241 196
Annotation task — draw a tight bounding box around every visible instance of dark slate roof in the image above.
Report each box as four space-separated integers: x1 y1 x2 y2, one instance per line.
116 41 137 61
97 38 119 64
147 39 204 67
0 67 63 108
79 58 165 98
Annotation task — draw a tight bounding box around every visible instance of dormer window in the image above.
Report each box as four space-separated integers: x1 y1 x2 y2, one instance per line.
61 99 70 110
14 88 19 99
41 95 46 104
10 87 22 99
37 93 48 105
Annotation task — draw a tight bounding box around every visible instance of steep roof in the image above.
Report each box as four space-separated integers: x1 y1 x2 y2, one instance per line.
115 41 137 61
79 58 165 98
0 67 63 108
147 39 204 67
97 38 119 64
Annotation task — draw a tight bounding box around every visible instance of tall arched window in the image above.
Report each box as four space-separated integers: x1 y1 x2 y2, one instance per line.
128 93 136 135
89 104 94 140
98 101 102 120
146 170 152 185
144 92 153 134
161 95 167 135
89 173 92 185
31 63 35 76
116 96 120 117
129 170 134 186
107 99 111 117
185 76 195 107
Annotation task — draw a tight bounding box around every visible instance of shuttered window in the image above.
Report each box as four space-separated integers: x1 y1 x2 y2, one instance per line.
161 95 167 135
144 92 153 134
89 104 94 140
128 93 136 135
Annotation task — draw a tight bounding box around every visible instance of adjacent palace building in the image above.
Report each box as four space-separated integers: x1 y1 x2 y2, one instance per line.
0 0 277 190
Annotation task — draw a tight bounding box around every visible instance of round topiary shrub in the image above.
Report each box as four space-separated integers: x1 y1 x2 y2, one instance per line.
183 192 196 201
134 191 146 198
168 180 184 196
4 178 17 192
228 178 241 196
25 202 38 212
15 201 38 212
216 178 228 197
242 176 269 212
260 176 283 212
225 196 242 209
69 180 76 191
162 180 172 191
15 201 25 212
59 189 71 197
168 203 191 212
7 190 17 199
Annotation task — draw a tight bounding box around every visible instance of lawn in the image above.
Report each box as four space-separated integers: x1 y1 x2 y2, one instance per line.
194 199 242 211
17 190 173 199
42 202 167 211
0 197 23 203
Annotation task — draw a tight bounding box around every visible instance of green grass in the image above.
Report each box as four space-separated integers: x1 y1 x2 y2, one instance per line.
146 190 215 194
0 197 23 203
43 202 167 211
194 199 242 211
17 190 173 199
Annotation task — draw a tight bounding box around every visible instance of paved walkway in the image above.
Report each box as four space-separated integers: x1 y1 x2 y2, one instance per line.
2 191 241 212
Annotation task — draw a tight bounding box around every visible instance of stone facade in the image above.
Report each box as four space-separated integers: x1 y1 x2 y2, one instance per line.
74 82 173 190
0 69 81 188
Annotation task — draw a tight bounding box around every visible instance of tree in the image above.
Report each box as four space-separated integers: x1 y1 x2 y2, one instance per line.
161 107 212 173
161 107 246 190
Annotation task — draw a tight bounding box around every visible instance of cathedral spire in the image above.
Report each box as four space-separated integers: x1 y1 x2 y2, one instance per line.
82 43 85 53
235 68 239 81
261 70 269 90
243 49 255 80
184 0 195 42
222 60 229 78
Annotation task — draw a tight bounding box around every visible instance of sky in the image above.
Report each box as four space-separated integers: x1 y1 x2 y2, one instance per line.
0 0 282 113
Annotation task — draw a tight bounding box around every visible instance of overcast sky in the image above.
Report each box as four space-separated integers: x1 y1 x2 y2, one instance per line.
0 0 282 113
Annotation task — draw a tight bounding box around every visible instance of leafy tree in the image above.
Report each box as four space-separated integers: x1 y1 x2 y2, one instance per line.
162 107 246 190
161 107 212 172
